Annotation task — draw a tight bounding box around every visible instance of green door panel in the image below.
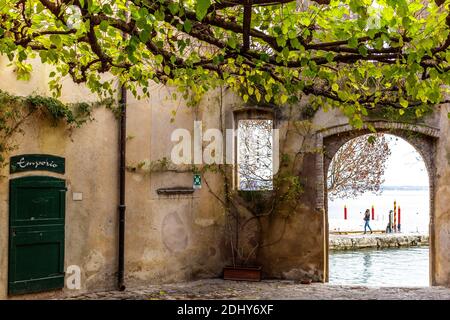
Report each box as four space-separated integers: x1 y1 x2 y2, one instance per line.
10 176 66 227
9 176 66 295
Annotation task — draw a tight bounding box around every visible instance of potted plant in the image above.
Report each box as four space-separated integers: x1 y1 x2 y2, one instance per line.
222 191 268 282
218 118 304 282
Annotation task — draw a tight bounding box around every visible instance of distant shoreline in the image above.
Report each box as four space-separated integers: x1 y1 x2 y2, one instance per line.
332 186 430 193
381 186 429 191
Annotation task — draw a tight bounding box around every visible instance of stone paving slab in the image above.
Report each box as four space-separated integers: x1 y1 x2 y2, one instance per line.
59 279 450 300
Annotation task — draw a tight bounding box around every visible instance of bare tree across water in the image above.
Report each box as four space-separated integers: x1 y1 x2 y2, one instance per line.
238 120 273 191
327 134 391 200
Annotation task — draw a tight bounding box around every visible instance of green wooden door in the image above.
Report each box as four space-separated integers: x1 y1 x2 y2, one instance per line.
9 176 66 295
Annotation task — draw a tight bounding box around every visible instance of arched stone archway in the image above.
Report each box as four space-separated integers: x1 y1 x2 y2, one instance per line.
314 121 439 284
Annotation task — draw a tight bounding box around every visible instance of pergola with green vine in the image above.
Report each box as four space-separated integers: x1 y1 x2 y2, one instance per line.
1 0 449 126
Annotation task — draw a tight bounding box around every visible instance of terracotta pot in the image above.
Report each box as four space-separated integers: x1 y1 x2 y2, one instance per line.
223 266 262 282
300 279 312 284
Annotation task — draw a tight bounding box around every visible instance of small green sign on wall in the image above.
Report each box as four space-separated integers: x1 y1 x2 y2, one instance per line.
193 174 201 189
10 154 65 174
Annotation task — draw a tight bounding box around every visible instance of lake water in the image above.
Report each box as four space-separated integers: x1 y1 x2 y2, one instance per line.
328 189 429 234
329 246 430 287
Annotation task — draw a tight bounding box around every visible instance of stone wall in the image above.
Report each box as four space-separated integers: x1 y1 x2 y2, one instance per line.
0 59 231 299
329 234 429 250
1 57 450 299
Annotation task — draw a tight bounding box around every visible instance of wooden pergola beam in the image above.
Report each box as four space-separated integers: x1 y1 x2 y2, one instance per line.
243 0 252 51
213 0 330 11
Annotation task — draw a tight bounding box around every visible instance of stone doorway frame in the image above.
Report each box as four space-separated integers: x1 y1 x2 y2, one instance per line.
315 121 440 285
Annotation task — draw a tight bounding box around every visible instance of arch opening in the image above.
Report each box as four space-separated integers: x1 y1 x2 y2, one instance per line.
323 131 433 287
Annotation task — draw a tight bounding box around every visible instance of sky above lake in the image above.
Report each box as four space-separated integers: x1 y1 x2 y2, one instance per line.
382 134 428 187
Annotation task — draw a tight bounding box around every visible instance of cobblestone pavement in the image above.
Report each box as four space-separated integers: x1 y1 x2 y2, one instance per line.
60 279 450 300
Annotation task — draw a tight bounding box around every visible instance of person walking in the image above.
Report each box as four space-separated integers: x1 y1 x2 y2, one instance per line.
389 210 394 233
386 210 393 233
363 209 373 234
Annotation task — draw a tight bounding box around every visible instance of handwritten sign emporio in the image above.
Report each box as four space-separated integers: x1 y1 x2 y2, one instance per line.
10 154 65 174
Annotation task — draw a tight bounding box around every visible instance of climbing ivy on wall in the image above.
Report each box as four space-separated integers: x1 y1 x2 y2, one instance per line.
0 89 115 170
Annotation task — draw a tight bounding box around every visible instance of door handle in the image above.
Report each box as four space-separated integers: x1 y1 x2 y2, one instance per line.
12 228 16 237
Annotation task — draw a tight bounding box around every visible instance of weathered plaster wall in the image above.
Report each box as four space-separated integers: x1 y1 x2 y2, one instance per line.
433 103 450 286
0 59 230 299
256 104 326 281
123 89 229 287
0 56 120 299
